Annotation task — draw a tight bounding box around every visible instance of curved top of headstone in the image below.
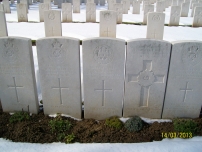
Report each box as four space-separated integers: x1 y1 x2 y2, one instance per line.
83 37 125 42
127 38 170 44
36 36 80 42
0 36 31 41
171 40 202 44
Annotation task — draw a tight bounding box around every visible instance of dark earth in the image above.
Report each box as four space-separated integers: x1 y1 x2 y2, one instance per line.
0 107 202 144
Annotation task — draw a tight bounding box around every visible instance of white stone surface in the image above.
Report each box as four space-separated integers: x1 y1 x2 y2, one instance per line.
180 2 190 17
143 4 154 25
191 3 202 17
86 3 96 22
2 0 11 13
82 38 125 120
100 0 105 6
0 4 4 12
132 1 140 14
0 11 8 37
62 3 72 22
0 37 39 114
192 6 202 27
143 0 150 11
86 0 94 3
169 6 181 26
122 0 130 14
20 0 28 13
100 11 117 38
36 37 82 118
146 12 165 39
39 3 50 22
171 0 177 6
124 39 171 118
177 0 184 6
114 3 123 23
162 41 202 118
73 0 80 13
156 1 165 12
17 4 28 22
108 0 116 10
44 10 62 37
190 0 197 8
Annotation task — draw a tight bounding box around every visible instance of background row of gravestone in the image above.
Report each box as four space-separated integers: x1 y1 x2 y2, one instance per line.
0 37 201 120
1 0 202 27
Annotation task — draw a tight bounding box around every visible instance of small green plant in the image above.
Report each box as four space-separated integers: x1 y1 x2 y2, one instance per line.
9 111 30 123
65 133 75 144
57 133 66 141
124 116 143 132
105 116 123 129
49 115 72 133
173 119 199 135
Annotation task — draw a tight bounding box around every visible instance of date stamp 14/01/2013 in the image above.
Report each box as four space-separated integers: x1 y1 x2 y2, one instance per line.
161 132 193 139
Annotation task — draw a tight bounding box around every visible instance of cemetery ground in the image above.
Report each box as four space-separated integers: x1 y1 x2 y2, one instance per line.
0 108 202 144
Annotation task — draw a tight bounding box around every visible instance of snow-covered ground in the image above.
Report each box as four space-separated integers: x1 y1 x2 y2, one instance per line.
1 2 202 151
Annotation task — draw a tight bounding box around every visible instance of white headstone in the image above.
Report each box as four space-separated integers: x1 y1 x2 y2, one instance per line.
36 37 81 118
192 6 202 27
146 12 165 39
124 39 171 118
191 3 202 17
0 4 4 12
17 4 28 22
171 0 178 6
180 2 190 17
20 0 29 13
44 0 51 4
143 4 154 25
73 0 80 13
132 1 140 14
100 0 105 5
100 11 117 38
3 0 11 13
0 11 8 37
83 38 125 120
156 1 165 12
0 37 39 114
44 10 62 37
62 3 72 22
114 3 123 23
86 0 94 3
190 0 197 8
143 0 150 10
86 3 96 22
162 41 202 118
39 3 50 22
108 0 116 10
169 6 181 26
122 0 130 14
177 0 184 5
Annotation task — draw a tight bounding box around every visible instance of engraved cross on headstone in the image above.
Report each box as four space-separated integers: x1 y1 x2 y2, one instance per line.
64 10 71 20
50 27 54 36
180 81 193 102
52 78 69 105
104 27 111 37
128 60 165 107
94 80 112 106
8 77 23 103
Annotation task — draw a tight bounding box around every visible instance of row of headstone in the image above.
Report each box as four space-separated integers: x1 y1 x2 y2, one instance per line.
42 10 165 39
0 36 201 120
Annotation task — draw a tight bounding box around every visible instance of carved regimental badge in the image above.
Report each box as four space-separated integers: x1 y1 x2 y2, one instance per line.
94 45 113 64
50 39 64 58
182 45 202 66
3 39 19 62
